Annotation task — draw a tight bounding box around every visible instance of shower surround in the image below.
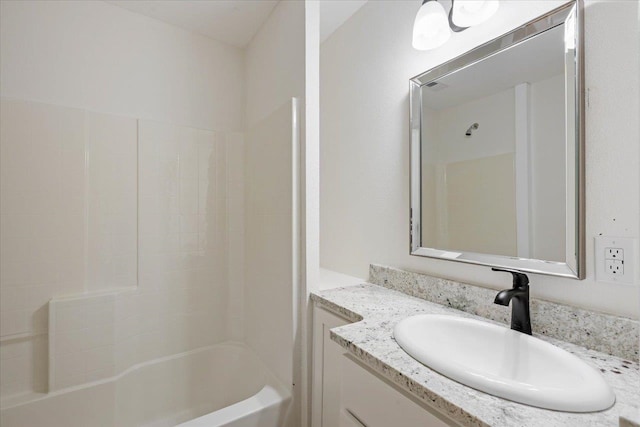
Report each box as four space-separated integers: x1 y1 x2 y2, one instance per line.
0 0 305 425
0 98 243 398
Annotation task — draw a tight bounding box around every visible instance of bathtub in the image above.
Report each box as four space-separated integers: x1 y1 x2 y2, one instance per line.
0 343 291 427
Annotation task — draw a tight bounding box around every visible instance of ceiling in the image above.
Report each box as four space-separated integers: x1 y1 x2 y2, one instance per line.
423 25 565 110
106 0 368 48
320 0 368 43
106 0 279 48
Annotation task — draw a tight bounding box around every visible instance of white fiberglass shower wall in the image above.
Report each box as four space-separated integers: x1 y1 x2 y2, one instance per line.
0 1 305 426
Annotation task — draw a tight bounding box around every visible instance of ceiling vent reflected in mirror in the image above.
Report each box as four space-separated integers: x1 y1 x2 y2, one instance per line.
426 81 449 91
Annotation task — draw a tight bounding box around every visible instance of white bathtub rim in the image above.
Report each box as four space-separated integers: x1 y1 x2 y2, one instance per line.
176 383 292 427
1 341 259 411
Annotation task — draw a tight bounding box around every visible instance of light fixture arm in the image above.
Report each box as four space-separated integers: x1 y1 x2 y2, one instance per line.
413 0 499 51
448 0 469 33
420 0 469 33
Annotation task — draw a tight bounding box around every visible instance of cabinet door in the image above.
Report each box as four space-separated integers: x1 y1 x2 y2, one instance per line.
311 306 350 427
340 355 455 427
339 409 367 427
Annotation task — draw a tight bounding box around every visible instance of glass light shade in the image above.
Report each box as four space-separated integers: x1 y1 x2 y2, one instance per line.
451 0 499 28
412 1 451 51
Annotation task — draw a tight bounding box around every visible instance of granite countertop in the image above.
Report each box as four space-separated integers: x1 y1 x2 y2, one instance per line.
311 283 640 427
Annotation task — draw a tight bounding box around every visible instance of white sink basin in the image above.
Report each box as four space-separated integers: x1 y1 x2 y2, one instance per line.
393 314 615 412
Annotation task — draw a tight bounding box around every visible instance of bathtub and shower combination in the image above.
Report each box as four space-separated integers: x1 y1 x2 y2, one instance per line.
0 343 291 427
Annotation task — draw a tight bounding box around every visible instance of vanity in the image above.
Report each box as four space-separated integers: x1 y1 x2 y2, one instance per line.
310 272 639 427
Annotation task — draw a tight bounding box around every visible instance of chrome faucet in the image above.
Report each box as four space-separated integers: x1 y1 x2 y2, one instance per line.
492 268 532 335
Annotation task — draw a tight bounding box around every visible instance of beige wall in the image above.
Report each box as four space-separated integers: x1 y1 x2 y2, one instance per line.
446 154 517 256
320 0 640 318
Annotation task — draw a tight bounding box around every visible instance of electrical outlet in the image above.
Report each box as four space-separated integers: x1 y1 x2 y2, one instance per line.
605 259 623 275
595 236 637 285
605 248 623 260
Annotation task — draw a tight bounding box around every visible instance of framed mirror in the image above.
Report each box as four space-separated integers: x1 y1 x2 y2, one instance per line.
410 1 584 278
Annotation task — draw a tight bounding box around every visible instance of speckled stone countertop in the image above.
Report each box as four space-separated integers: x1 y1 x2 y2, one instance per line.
369 264 639 361
311 284 640 427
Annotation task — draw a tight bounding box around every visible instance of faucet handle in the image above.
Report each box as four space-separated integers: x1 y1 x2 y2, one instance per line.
491 267 529 288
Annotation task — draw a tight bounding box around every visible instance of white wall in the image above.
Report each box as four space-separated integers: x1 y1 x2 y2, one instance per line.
245 0 305 128
320 0 640 318
430 89 515 164
530 74 566 261
420 107 439 246
0 0 244 132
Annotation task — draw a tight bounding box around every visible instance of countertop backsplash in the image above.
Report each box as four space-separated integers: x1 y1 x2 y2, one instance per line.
369 264 639 362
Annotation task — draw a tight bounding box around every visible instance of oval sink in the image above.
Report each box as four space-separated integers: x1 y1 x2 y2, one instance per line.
393 314 615 412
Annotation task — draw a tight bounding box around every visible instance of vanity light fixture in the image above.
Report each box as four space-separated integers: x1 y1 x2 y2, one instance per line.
451 0 500 28
412 0 451 50
412 0 500 51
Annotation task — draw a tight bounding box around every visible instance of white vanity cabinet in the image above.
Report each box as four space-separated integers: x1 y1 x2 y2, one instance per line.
339 355 455 427
311 305 350 427
312 305 457 427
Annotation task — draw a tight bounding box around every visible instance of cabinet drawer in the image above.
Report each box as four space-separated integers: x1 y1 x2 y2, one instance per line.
340 355 455 427
339 408 367 427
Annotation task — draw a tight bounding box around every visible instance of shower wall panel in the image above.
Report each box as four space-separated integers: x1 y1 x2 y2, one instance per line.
0 0 246 404
86 113 138 292
244 99 297 393
47 121 238 391
0 98 241 398
0 99 86 339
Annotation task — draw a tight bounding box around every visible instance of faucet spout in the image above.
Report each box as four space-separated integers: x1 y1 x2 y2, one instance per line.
491 268 532 335
494 288 526 306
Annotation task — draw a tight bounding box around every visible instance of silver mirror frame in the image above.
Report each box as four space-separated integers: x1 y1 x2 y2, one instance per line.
409 1 585 279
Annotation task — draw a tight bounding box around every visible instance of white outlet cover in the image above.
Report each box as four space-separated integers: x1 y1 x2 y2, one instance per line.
595 236 638 285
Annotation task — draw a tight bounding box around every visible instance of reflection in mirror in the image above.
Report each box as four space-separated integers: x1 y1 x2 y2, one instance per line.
410 1 584 278
421 25 565 261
